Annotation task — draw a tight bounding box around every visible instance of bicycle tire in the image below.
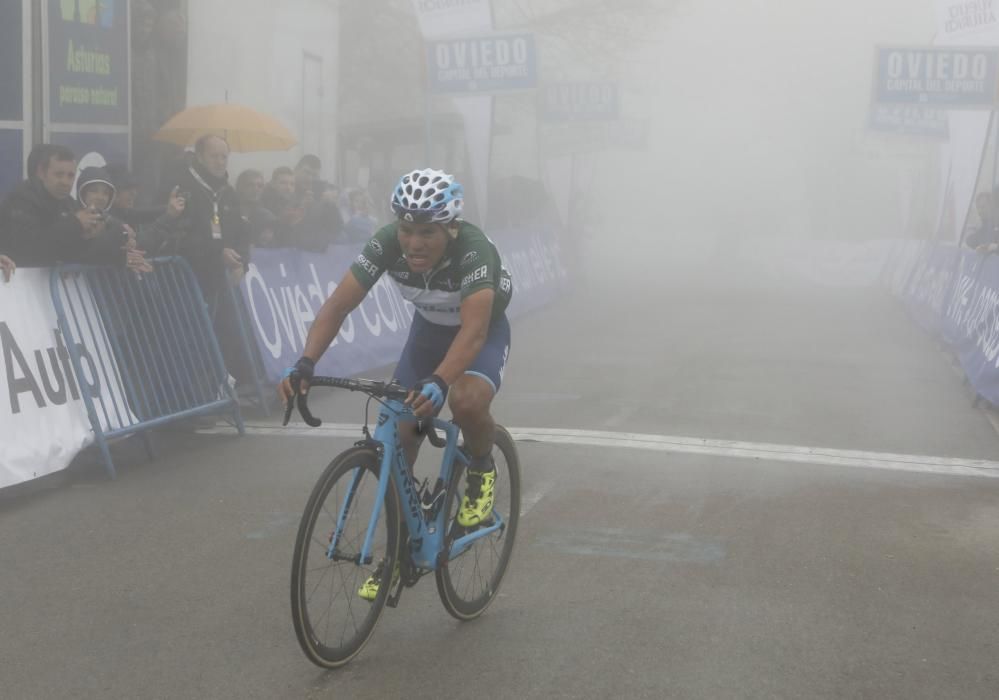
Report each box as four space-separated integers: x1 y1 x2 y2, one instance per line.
436 426 521 620
290 446 400 668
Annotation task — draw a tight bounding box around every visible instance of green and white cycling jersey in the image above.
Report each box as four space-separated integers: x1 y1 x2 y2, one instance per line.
350 221 513 326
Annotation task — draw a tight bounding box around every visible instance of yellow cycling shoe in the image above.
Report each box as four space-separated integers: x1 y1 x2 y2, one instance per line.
358 560 399 601
457 466 496 528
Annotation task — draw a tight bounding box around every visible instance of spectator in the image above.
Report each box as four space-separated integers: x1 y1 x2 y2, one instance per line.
966 190 999 254
292 154 343 251
294 154 324 200
166 134 253 389
342 188 378 243
0 145 105 266
105 163 141 211
235 168 266 244
236 169 265 211
249 207 279 248
166 134 249 297
260 166 296 218
75 167 153 272
25 144 55 184
0 254 14 282
259 166 299 247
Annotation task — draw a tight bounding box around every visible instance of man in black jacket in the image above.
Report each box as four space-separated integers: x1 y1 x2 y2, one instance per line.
0 145 104 266
292 154 344 251
166 134 254 389
166 134 249 299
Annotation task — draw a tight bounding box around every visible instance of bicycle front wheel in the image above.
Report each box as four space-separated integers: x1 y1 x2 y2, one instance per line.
436 426 521 620
290 446 400 668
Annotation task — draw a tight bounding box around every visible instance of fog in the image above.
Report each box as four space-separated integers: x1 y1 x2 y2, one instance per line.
211 0 941 285
326 0 940 283
572 0 936 274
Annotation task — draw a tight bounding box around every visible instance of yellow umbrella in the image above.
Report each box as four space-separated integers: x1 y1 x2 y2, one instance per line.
152 103 298 152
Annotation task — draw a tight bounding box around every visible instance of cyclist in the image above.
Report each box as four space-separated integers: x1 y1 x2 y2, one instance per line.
278 168 513 599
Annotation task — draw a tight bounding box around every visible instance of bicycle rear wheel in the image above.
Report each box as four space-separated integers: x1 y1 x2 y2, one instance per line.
436 426 521 620
290 446 400 668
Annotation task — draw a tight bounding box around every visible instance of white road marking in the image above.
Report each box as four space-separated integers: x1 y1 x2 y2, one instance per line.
520 481 554 517
199 423 999 479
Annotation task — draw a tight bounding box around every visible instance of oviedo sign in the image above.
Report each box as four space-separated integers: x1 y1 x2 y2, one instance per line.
874 46 999 108
426 33 537 94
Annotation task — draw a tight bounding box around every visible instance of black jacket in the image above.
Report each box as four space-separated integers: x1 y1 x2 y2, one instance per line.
967 213 999 249
259 184 343 251
0 179 90 267
166 163 249 295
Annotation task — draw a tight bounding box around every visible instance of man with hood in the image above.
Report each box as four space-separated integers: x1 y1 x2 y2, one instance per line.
75 166 153 272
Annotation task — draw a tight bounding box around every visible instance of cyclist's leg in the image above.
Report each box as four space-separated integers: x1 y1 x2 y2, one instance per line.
448 315 511 527
449 313 511 455
391 314 451 466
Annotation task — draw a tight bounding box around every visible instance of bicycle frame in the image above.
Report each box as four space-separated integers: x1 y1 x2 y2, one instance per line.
328 399 506 570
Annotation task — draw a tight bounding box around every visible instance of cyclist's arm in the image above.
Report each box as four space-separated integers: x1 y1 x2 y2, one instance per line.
433 288 495 385
302 270 368 362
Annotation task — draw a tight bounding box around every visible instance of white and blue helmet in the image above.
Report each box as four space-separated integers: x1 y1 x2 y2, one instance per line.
390 168 464 224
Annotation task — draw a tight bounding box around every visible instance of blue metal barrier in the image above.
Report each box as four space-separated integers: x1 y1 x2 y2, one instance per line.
211 281 273 416
49 257 245 478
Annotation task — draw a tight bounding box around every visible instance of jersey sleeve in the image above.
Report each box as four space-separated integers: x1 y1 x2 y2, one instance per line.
350 224 397 290
458 235 499 300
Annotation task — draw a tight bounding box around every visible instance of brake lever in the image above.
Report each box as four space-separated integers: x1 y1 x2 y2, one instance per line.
416 418 448 449
282 371 301 426
297 391 322 428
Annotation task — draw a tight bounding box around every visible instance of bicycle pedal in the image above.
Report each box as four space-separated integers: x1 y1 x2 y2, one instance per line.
386 578 405 608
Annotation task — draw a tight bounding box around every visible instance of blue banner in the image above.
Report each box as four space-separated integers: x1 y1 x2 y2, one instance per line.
0 1 23 122
868 104 949 139
903 244 961 336
893 242 999 405
47 0 129 125
240 244 413 383
492 222 568 317
427 33 537 94
940 248 985 349
540 82 619 122
946 256 999 403
240 224 567 383
875 47 999 108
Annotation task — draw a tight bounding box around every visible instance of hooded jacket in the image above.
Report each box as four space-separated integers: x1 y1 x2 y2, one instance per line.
72 166 129 267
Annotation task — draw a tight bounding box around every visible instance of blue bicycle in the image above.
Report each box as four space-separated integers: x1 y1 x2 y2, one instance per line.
285 376 521 668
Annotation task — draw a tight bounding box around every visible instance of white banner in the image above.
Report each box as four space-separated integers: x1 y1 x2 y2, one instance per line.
1 269 93 488
936 0 998 40
1 268 137 488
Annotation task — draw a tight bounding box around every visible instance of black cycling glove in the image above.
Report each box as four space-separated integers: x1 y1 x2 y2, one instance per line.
286 356 315 393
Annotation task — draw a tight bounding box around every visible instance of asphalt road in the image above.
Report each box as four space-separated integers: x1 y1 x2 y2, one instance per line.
3 264 999 699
